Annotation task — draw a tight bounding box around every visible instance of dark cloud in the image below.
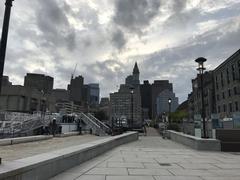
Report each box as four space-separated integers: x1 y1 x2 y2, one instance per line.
111 29 127 50
36 0 76 50
113 0 161 34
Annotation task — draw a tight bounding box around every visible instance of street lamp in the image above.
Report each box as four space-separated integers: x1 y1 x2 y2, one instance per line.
168 98 172 125
195 57 207 138
130 87 134 130
0 0 14 95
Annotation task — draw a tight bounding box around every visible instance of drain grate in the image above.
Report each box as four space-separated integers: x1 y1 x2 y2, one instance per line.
159 163 171 166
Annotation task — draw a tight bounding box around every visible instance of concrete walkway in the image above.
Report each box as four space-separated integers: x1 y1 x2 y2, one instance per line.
0 135 103 161
146 127 160 136
51 136 240 180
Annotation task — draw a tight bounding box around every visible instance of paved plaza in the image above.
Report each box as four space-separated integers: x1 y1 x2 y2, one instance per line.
51 135 240 180
0 135 103 161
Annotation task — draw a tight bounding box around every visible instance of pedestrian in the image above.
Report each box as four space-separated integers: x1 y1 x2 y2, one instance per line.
143 121 147 136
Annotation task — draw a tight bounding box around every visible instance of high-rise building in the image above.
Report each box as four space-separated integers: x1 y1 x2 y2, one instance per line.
110 62 142 128
110 84 142 128
24 73 54 94
68 76 84 105
151 80 173 119
88 83 100 107
140 80 152 119
125 62 140 86
156 89 179 116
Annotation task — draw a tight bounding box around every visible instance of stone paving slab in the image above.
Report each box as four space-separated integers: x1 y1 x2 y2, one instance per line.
106 175 155 180
50 136 240 180
0 134 103 161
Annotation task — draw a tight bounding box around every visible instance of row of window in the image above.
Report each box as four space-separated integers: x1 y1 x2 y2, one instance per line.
216 60 240 89
217 101 239 113
216 87 239 101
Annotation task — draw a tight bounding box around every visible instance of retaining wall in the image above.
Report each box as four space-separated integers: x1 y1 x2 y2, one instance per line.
0 132 138 180
167 130 220 151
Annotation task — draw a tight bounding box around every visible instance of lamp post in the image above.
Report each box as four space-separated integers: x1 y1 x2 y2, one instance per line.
195 57 207 138
130 88 134 130
168 98 172 125
0 0 14 95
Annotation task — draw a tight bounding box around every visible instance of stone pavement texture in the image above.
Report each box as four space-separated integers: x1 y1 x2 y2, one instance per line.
50 136 240 180
0 135 103 161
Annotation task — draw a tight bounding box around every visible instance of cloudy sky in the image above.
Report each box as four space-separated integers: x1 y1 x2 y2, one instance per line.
0 0 240 103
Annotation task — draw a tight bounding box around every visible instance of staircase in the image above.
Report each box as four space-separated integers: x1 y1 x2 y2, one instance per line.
0 113 55 137
86 113 111 134
78 113 110 136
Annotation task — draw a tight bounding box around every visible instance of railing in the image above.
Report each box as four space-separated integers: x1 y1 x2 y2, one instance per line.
87 113 110 133
78 113 107 136
0 112 55 138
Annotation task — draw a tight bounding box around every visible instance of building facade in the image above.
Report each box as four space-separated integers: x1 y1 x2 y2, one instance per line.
188 49 240 121
68 76 84 105
24 73 54 94
88 83 100 107
189 71 216 120
110 84 142 128
151 80 173 119
214 50 240 118
140 80 152 119
110 62 142 128
156 89 179 116
0 85 55 113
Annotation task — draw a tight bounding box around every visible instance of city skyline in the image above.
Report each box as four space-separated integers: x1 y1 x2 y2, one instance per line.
0 0 240 102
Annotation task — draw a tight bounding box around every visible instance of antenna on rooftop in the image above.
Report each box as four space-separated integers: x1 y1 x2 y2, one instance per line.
71 63 78 80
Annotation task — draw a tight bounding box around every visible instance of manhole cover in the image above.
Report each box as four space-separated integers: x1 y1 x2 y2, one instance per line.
159 163 171 166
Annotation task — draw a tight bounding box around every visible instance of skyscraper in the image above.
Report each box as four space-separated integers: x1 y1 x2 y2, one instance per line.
24 73 54 94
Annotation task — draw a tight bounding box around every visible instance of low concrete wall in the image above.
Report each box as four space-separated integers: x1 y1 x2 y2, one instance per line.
0 132 138 180
167 130 220 151
0 135 53 146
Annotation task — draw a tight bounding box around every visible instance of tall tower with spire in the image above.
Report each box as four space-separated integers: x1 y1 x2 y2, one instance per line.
132 62 140 85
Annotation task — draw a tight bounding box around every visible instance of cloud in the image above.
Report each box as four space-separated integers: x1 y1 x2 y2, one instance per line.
139 16 240 102
36 0 76 50
111 29 127 50
113 0 161 35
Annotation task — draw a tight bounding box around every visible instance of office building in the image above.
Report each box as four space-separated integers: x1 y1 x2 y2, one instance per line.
214 49 240 118
24 73 54 94
68 76 84 105
151 80 173 119
88 83 100 107
156 89 179 116
140 80 152 119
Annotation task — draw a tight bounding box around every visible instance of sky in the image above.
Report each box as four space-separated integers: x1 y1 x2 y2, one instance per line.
0 0 240 103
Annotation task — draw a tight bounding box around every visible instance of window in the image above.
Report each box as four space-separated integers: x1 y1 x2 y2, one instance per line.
223 104 226 112
217 94 220 101
234 87 238 95
228 89 231 97
235 102 239 111
218 106 221 113
229 103 233 112
222 92 225 99
238 60 240 78
216 76 219 90
221 72 224 87
232 64 236 81
227 68 230 84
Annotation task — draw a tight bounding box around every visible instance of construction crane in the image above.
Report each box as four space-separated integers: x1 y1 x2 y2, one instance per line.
71 63 78 80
